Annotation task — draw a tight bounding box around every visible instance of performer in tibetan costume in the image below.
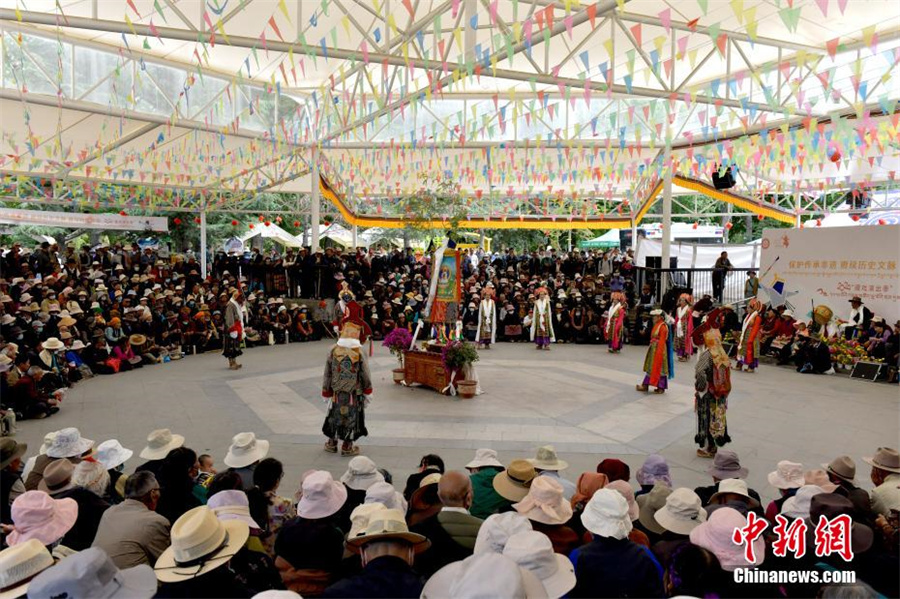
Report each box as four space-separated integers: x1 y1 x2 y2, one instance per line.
605 292 627 353
530 286 555 350
636 308 673 394
223 291 245 370
734 297 763 373
322 322 373 456
476 283 497 349
692 308 732 458
674 293 694 361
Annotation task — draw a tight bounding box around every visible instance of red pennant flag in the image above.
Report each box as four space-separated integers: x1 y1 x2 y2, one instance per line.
630 23 642 47
587 3 598 28
269 16 284 41
401 0 415 17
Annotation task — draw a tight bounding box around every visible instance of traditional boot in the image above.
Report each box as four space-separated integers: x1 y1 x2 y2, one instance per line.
635 384 649 392
324 439 338 453
341 441 360 456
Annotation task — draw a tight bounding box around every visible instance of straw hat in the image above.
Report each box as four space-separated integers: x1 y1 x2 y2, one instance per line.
493 460 537 502
345 508 429 554
513 476 573 525
70 340 86 350
129 334 147 347
422 553 548 599
465 448 503 469
139 429 185 460
0 539 55 599
41 337 64 351
224 432 269 469
636 482 672 534
348 503 387 539
862 447 900 474
45 428 93 459
653 488 707 535
154 506 249 583
297 471 347 519
207 490 262 529
689 507 765 571
94 440 133 471
340 456 384 491
767 461 805 489
503 531 576 597
822 455 856 484
6 491 78 547
29 547 156 599
709 478 760 508
580 489 633 540
473 512 533 555
526 446 569 471
38 460 75 495
58 317 76 327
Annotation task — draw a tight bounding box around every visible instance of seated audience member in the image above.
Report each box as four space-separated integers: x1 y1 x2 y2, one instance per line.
596 458 630 483
322 507 430 598
663 543 728 598
865 447 900 516
707 478 762 516
465 449 508 519
48 460 110 550
650 487 707 565
1 438 28 524
527 445 577 500
92 471 171 569
514 476 580 555
0 539 57 595
94 439 133 504
194 453 216 487
765 460 805 521
569 489 664 598
635 454 672 497
605 480 651 548
247 457 296 557
824 455 875 520
28 546 157 599
472 512 533 555
274 471 347 596
635 482 672 545
6 490 78 556
403 454 445 500
155 446 202 523
225 432 270 491
154 506 253 598
569 472 609 540
422 552 547 598
693 450 762 506
689 507 764 573
25 427 92 491
135 428 185 478
491 460 538 515
411 471 483 576
502 530 577 597
340 456 384 513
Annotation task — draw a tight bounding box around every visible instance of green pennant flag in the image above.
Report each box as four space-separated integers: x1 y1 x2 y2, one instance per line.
697 0 708 15
778 6 801 33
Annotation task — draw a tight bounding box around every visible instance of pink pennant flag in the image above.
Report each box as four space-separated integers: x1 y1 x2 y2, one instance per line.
564 15 573 38
814 0 828 17
361 41 369 63
452 0 460 18
677 35 689 57
489 0 498 25
658 8 671 34
837 0 848 13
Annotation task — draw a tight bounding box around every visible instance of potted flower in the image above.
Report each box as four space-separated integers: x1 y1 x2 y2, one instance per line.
382 327 413 384
441 340 481 398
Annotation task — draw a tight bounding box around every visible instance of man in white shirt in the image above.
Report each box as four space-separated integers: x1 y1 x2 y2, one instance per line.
865 447 900 517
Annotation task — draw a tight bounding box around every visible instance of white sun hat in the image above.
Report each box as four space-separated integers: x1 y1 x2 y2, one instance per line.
340 456 384 491
502 531 576 597
94 440 133 471
139 429 185 460
154 506 249 583
45 428 94 459
224 432 270 469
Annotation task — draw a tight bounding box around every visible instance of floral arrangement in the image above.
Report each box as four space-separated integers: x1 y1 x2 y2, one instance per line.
382 327 413 367
826 337 872 366
441 340 480 373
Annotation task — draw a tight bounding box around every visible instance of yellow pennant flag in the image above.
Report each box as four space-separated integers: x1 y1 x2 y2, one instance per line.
454 27 463 52
653 35 666 56
341 16 351 38
688 48 698 68
387 14 398 35
278 0 290 21
124 13 137 35
603 38 614 59
731 0 744 24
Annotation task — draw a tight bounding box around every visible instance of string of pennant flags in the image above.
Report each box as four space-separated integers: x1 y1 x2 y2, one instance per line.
0 0 898 222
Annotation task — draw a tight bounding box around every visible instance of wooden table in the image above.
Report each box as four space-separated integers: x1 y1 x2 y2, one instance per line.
403 350 450 394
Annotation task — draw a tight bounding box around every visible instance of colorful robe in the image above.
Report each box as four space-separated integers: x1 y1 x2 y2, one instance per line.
737 310 761 368
694 349 732 449
642 321 673 387
476 298 497 345
322 341 373 442
674 305 694 357
605 302 626 351
530 298 555 344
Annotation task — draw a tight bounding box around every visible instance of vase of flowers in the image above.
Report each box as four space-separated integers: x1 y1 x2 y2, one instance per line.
383 328 413 384
441 340 481 398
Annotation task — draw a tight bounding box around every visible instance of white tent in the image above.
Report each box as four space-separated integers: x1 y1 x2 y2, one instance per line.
240 223 303 248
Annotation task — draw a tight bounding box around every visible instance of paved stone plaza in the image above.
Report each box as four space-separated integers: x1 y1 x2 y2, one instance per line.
14 341 898 505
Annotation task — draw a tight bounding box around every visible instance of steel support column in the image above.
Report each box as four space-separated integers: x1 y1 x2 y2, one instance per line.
200 207 208 279
310 146 321 251
661 142 673 296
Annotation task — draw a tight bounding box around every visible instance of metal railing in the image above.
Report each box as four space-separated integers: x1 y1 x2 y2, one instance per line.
634 266 756 307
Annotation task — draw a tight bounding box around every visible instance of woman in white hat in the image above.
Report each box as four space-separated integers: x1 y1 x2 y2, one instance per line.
94 439 133 503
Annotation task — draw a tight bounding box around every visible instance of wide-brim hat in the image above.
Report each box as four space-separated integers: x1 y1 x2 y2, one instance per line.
466 448 504 469
0 439 27 471
848 296 863 303
7 492 78 547
527 445 568 471
689 507 764 572
653 488 708 535
706 450 748 479
38 460 75 495
422 553 547 599
821 456 856 483
207 490 262 529
493 461 537 502
154 507 249 583
581 489 632 540
862 447 900 474
768 460 805 489
45 428 94 459
139 429 185 460
345 508 429 554
0 539 55 599
41 338 64 351
636 482 672 535
129 334 147 346
224 432 269 469
502 531 576 597
340 456 385 491
297 471 348 519
94 439 133 470
709 478 760 508
513 476 573 526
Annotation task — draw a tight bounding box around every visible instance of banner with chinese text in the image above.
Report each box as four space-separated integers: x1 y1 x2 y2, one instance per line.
759 225 899 323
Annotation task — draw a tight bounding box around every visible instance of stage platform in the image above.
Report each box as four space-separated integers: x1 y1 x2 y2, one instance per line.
14 340 898 506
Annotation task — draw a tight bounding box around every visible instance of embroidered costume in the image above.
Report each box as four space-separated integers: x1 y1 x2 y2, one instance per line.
735 298 763 372
530 287 555 350
637 309 673 394
476 284 497 348
223 293 245 369
605 292 627 353
692 308 732 458
322 322 373 456
674 294 694 361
